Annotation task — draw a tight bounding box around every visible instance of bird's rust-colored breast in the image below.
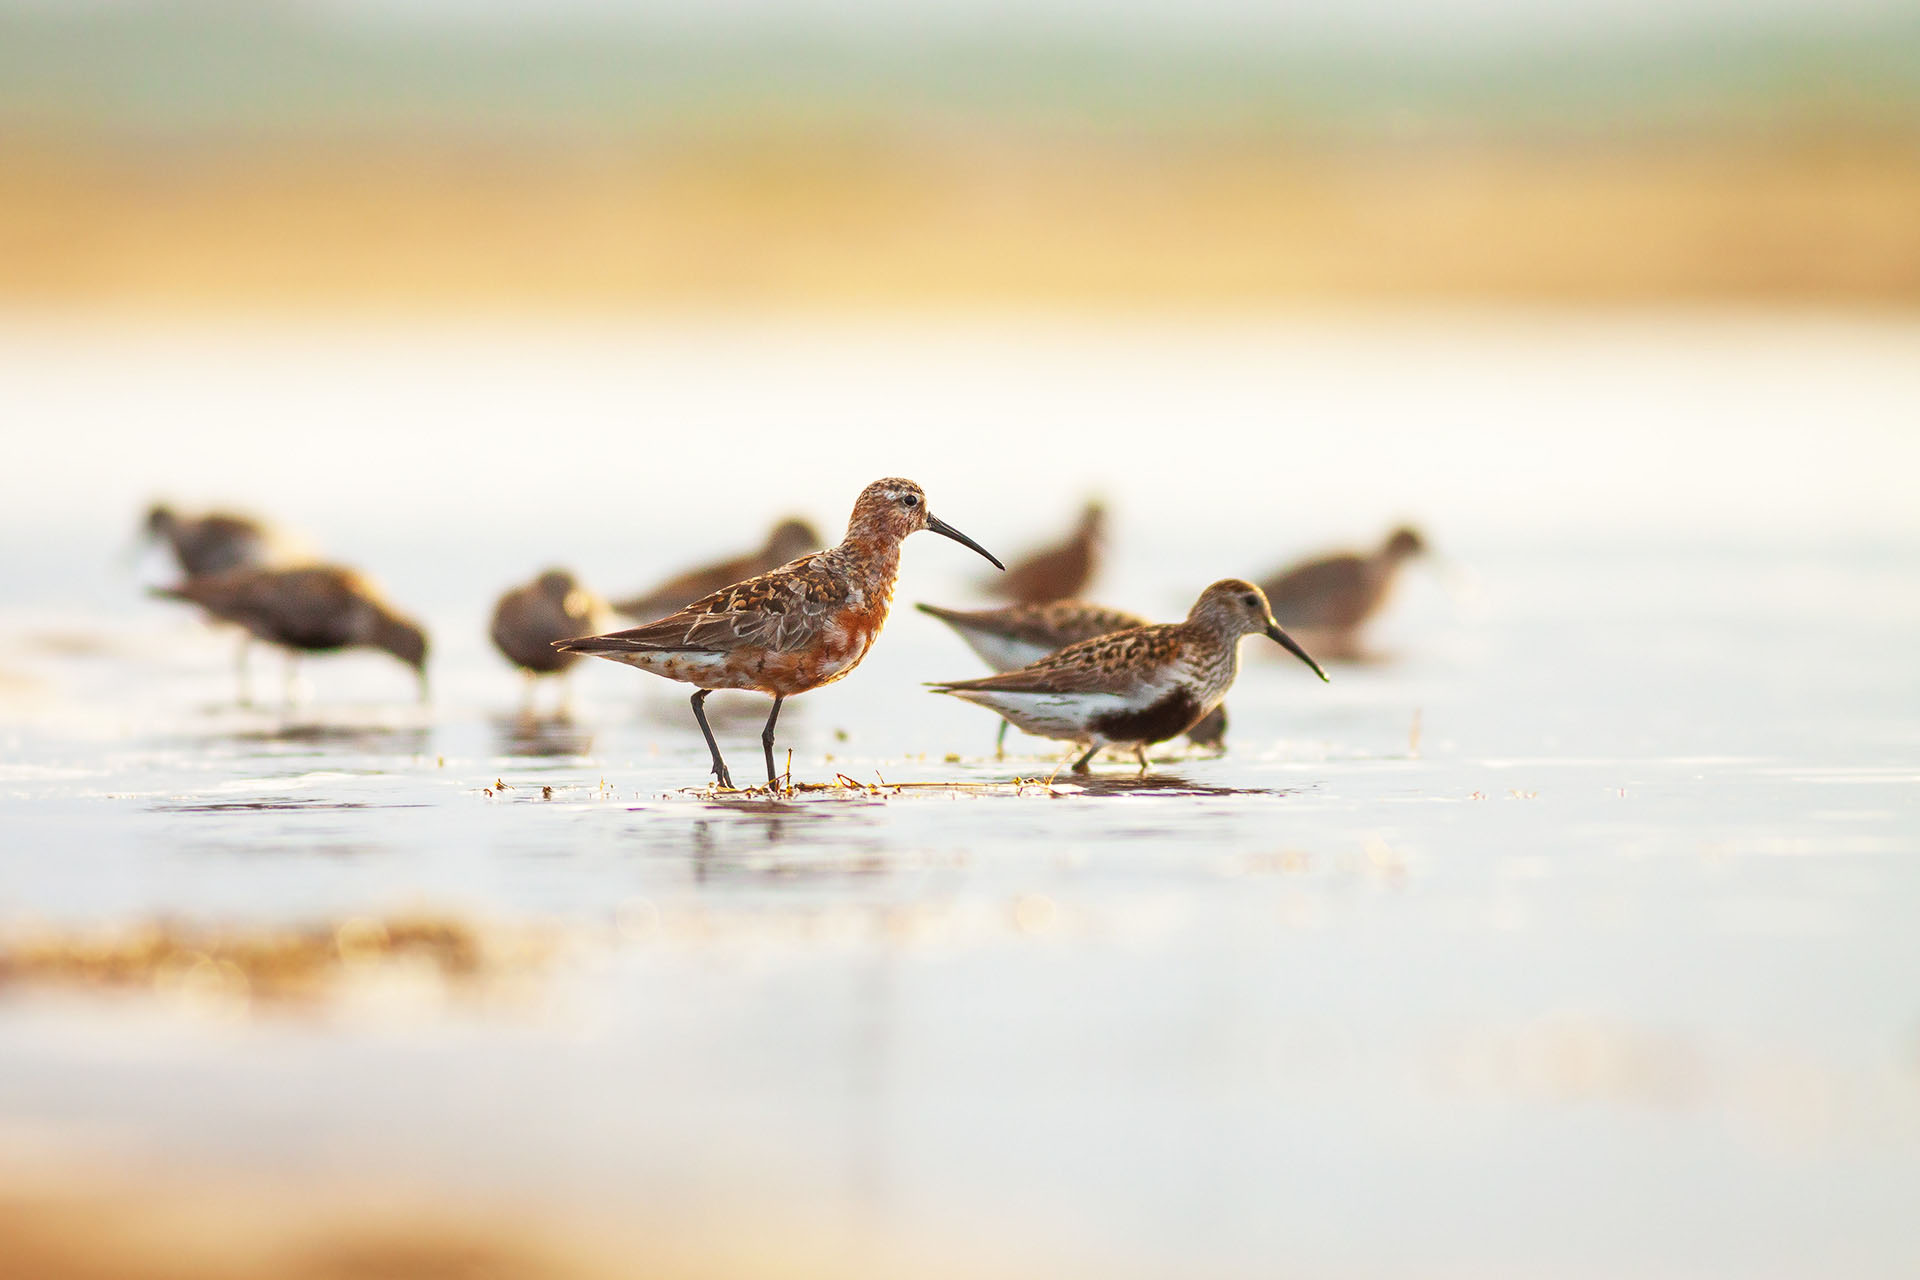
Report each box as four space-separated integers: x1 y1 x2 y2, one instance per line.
711 597 887 696
799 593 891 689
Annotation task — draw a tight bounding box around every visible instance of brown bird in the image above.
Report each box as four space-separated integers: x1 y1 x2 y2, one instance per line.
612 517 822 622
141 504 287 578
916 599 1227 752
988 500 1105 604
490 569 607 700
557 479 1001 791
931 580 1326 774
153 565 429 703
1259 525 1428 657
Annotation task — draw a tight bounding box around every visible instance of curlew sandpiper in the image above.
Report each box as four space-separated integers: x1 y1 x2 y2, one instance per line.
556 479 1001 791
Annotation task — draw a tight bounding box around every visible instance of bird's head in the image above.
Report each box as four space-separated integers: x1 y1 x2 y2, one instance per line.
847 478 1004 569
1189 579 1327 681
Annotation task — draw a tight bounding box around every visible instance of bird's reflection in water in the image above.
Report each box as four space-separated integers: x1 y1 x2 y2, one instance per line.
493 711 595 759
1061 771 1282 799
222 720 432 758
679 810 890 884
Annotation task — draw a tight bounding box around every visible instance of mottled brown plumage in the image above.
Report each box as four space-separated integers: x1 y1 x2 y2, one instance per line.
490 569 606 676
987 501 1105 605
1259 526 1427 647
558 480 1002 790
917 598 1228 750
153 565 429 700
612 517 822 621
930 579 1325 773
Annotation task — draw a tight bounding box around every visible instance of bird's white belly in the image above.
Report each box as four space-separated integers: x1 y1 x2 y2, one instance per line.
949 689 1127 743
613 650 734 683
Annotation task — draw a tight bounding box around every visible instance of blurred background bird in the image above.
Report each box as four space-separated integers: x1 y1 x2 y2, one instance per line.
917 598 1226 753
613 517 821 622
1258 525 1429 660
138 503 317 695
489 568 610 714
140 503 302 579
152 565 429 705
985 500 1105 604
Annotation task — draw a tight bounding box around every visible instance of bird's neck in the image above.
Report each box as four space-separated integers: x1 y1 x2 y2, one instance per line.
827 534 904 611
1179 620 1242 688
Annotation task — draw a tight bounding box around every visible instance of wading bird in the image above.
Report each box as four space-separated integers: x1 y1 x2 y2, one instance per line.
490 568 608 710
141 504 288 578
987 500 1105 604
916 599 1227 752
153 565 429 704
556 479 1002 790
930 580 1324 773
1259 525 1427 657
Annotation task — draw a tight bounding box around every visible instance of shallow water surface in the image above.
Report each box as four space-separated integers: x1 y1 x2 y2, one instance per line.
1 316 1917 1277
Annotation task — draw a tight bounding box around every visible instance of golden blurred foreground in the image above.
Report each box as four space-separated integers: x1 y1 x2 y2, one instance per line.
4 131 1917 307
0 1174 1005 1280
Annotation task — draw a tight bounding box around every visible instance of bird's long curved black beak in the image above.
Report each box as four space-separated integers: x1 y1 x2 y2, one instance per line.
1266 622 1329 682
926 513 1005 570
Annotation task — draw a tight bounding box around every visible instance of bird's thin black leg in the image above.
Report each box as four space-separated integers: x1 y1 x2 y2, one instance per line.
690 690 733 789
1071 743 1100 774
1133 745 1150 774
761 695 786 789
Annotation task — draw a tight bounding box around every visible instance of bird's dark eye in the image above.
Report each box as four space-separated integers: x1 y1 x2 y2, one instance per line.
902 493 920 508
1242 593 1258 607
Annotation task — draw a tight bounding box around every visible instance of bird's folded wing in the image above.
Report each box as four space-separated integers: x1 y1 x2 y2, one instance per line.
931 626 1174 697
567 555 834 654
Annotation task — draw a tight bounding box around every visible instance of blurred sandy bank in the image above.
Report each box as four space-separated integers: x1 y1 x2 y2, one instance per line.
4 130 1917 309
